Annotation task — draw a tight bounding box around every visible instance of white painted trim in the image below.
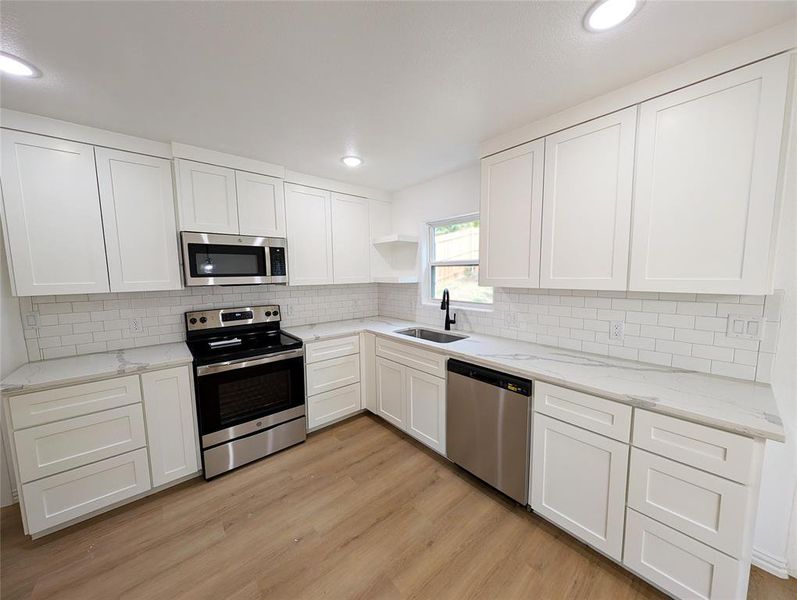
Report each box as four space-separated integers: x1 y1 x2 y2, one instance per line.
481 20 797 157
0 109 172 158
170 142 284 178
752 547 790 579
284 169 390 202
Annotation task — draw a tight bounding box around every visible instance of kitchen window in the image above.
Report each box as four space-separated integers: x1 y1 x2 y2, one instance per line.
428 216 493 305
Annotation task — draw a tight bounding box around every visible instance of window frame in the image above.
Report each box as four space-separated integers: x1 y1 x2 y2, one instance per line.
426 213 493 307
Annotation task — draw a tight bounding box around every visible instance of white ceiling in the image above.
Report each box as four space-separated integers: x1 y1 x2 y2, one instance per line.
1 1 794 192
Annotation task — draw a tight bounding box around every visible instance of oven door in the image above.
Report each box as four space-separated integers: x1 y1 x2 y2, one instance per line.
194 351 305 449
181 232 286 286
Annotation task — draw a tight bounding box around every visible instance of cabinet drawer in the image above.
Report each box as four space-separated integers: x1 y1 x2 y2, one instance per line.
306 354 360 396
21 448 152 535
15 404 147 483
628 449 749 558
10 375 142 429
376 337 446 378
624 509 742 600
633 410 756 484
307 383 361 429
534 382 631 442
305 335 359 364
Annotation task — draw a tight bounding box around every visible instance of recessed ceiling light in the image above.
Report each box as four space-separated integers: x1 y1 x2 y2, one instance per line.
584 0 641 32
341 155 363 168
0 51 41 78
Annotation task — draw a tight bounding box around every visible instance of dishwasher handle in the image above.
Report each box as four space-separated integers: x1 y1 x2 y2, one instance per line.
447 359 532 396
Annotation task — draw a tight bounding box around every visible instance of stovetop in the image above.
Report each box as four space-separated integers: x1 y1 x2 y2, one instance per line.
184 305 302 366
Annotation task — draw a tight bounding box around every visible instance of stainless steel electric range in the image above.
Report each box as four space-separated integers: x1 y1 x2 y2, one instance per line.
185 305 305 479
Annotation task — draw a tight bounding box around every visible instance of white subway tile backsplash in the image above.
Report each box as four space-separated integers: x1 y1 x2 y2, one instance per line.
21 283 379 363
379 284 778 382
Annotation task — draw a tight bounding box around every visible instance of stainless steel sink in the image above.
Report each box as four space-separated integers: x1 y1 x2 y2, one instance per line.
394 328 468 343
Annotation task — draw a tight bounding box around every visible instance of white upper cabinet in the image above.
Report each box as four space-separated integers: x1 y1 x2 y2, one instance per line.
96 148 182 292
235 171 286 237
331 192 370 284
540 108 636 290
176 159 239 234
0 130 110 296
629 56 789 294
480 139 544 287
284 183 334 285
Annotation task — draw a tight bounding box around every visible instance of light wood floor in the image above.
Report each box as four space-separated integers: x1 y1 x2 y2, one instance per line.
1 414 794 600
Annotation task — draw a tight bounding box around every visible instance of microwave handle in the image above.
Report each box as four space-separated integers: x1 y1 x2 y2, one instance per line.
264 245 272 279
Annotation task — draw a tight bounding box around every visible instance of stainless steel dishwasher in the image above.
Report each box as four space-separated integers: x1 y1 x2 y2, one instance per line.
446 359 532 504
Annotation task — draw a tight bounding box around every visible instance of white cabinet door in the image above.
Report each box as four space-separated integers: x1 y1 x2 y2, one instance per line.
284 183 333 285
479 139 544 288
307 383 361 430
405 368 445 454
0 130 109 295
629 56 789 294
176 159 238 234
96 148 182 292
540 108 636 290
375 357 405 430
235 171 286 237
531 413 628 560
140 366 199 487
369 199 393 280
331 192 370 284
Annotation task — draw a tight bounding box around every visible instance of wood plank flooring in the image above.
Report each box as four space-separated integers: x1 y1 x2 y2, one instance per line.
2 414 795 599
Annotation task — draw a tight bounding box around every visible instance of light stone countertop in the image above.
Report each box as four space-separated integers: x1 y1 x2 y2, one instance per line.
285 317 785 442
1 342 194 396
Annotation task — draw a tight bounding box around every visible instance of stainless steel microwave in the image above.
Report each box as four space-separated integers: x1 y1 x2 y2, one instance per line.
180 232 288 286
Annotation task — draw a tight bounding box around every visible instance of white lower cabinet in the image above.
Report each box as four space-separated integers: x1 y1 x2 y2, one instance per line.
375 353 446 455
304 338 362 430
307 384 361 430
22 448 152 535
360 332 378 414
624 509 742 600
375 356 406 429
530 413 628 560
6 365 200 537
141 366 199 487
405 368 445 454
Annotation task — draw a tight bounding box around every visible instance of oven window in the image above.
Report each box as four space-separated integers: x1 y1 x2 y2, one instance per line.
187 243 267 278
196 357 305 435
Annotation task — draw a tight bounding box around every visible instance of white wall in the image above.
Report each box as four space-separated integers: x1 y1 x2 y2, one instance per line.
391 165 480 236
753 60 797 577
0 228 27 506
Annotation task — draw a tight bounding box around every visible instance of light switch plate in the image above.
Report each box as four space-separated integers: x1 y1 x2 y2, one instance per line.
726 314 764 340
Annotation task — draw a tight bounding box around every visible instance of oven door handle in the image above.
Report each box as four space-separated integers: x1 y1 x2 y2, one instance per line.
196 348 304 376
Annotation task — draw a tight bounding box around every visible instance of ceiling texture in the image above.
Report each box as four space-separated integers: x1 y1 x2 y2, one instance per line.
1 1 794 191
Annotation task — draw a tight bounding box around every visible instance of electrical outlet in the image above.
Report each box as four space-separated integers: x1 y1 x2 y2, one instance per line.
726 314 764 340
609 320 625 341
504 312 518 328
23 312 39 328
129 318 143 333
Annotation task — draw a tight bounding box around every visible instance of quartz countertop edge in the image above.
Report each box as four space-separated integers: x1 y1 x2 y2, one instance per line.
1 342 194 396
285 317 785 442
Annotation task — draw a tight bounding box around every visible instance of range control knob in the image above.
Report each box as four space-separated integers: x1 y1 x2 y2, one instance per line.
199 316 207 324
272 310 279 316
189 317 197 325
265 311 272 317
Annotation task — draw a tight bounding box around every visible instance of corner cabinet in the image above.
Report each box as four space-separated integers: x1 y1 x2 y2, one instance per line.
284 183 334 285
0 130 110 295
540 108 636 290
479 139 544 288
96 148 182 292
629 56 789 294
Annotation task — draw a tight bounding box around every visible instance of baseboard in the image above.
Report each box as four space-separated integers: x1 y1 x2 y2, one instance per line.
752 547 790 579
